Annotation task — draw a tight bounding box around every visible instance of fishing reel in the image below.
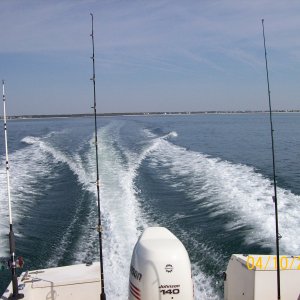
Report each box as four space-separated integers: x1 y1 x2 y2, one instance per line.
0 256 24 271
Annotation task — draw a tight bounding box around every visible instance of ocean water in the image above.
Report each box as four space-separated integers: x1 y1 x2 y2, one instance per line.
0 113 300 299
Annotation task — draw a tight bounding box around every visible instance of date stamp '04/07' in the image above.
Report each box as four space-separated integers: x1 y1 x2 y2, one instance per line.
246 255 300 270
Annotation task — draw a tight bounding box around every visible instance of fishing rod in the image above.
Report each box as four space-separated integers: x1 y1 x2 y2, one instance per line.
261 19 281 300
2 80 24 299
90 13 106 300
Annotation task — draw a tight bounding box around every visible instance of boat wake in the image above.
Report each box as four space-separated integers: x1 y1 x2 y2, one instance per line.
1 121 299 300
146 132 300 255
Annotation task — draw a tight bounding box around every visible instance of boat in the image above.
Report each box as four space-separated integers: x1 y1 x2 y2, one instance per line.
1 17 300 300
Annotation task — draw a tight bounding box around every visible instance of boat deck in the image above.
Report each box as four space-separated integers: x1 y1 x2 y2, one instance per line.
1 262 101 300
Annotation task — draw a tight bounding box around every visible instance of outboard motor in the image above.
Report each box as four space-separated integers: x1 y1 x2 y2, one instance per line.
129 227 194 300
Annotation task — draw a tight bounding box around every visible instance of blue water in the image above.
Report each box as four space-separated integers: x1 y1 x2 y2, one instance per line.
0 114 300 299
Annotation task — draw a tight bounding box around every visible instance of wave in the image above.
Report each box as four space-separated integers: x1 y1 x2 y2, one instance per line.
0 136 55 256
21 135 92 190
193 267 220 300
114 129 222 300
147 138 300 254
33 123 150 298
82 125 150 298
131 127 223 298
21 134 96 266
75 124 218 299
143 128 178 140
163 131 178 139
1 124 146 298
1 132 92 259
4 120 298 299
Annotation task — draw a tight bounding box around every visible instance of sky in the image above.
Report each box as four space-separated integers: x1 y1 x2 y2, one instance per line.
0 0 300 115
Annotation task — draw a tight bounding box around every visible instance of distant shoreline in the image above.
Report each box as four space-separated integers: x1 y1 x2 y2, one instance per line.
2 110 300 120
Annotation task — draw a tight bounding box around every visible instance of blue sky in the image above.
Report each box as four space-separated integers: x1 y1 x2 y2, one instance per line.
1 0 300 115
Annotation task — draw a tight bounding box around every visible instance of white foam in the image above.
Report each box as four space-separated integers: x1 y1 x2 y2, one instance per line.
109 127 221 298
88 125 224 299
0 137 54 256
171 226 223 299
7 123 297 300
69 123 150 299
1 124 223 298
22 136 92 190
193 265 221 300
147 139 300 255
142 128 156 138
1 132 91 258
143 128 178 140
164 131 178 139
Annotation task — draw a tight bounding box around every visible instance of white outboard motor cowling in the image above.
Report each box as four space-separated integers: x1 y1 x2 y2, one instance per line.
129 227 194 300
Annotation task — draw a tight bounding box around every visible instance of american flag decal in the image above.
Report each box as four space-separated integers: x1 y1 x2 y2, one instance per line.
130 281 141 300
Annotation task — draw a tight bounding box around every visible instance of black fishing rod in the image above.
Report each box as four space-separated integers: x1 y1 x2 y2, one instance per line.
261 19 281 300
2 80 24 300
90 13 106 300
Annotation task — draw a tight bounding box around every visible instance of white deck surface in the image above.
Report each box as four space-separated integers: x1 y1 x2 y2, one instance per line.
1 262 101 300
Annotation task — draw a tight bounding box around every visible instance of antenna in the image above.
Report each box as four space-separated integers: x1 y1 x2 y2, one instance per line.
261 19 281 300
90 13 106 300
2 80 24 299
